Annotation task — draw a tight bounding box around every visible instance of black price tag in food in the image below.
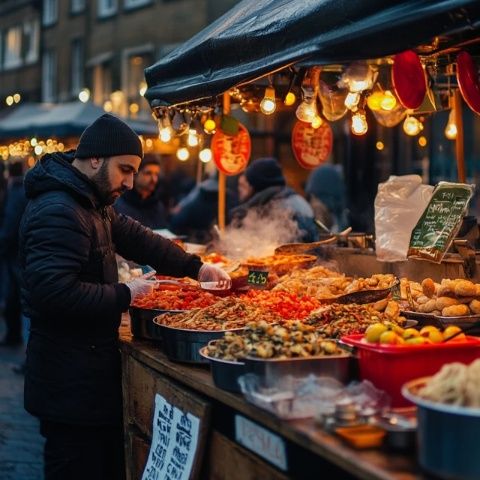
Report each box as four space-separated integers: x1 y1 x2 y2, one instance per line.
247 270 269 286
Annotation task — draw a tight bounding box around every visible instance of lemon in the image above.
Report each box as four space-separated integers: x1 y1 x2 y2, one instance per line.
365 323 388 343
379 330 399 345
403 328 420 340
405 336 427 345
443 325 465 341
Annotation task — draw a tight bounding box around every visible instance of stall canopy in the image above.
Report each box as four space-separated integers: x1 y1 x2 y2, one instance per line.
145 0 480 108
0 101 157 140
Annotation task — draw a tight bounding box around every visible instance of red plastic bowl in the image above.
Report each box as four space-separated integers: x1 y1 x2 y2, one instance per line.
341 334 480 407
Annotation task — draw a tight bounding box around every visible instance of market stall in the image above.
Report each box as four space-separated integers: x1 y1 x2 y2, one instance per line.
119 1 480 479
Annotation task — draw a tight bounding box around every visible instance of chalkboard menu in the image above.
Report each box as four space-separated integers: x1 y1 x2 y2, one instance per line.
408 182 474 263
142 393 201 480
247 269 269 286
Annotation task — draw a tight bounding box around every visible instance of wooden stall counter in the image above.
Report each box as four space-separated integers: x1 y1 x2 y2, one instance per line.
120 330 422 480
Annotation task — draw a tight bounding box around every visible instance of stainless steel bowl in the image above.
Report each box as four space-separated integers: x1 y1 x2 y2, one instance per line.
199 345 245 392
153 318 244 363
243 353 352 387
129 307 184 341
403 377 480 480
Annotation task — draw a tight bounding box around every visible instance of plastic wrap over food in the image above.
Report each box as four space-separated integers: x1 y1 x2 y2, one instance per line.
375 175 433 262
238 374 389 420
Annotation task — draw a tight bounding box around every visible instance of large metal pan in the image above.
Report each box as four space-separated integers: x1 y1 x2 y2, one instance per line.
129 306 184 341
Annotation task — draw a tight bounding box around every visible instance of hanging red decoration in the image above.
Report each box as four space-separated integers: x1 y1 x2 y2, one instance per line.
291 120 333 169
211 122 251 175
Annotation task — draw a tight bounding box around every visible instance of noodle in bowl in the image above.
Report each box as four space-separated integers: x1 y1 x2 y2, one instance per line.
403 370 480 480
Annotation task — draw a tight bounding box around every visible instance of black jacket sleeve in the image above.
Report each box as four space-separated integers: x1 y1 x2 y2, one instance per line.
22 202 130 317
110 209 203 279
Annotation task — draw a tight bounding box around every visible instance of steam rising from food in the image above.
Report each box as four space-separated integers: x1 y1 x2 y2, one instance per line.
214 204 304 259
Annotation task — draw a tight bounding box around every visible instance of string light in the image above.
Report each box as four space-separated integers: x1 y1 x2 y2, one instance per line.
344 91 360 110
296 87 319 123
284 91 296 106
203 118 216 134
367 91 384 111
158 115 173 143
311 115 323 129
260 86 276 115
403 116 423 136
418 136 428 147
351 111 368 135
376 141 385 151
139 81 147 97
176 147 189 161
380 90 397 111
199 148 212 163
444 108 457 140
78 88 90 103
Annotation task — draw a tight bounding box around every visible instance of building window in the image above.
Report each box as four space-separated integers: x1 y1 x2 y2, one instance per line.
43 0 58 27
4 26 22 70
71 39 84 96
24 20 40 64
42 50 57 102
98 0 117 18
124 0 152 10
70 0 86 14
93 62 113 107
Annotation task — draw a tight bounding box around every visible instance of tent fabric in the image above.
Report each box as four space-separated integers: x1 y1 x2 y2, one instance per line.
145 0 480 108
0 101 157 140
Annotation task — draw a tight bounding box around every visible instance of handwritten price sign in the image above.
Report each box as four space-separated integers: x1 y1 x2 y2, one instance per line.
247 270 269 286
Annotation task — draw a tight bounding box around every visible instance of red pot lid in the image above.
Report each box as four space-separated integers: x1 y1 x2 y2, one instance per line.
291 120 333 169
456 51 480 115
392 50 427 109
211 122 251 176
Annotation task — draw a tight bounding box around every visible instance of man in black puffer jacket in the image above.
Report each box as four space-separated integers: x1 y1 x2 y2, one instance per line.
19 113 230 480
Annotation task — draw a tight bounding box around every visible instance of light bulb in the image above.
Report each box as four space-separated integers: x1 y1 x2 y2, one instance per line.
34 145 43 155
176 148 189 161
203 118 216 134
159 127 172 142
30 137 37 146
403 116 423 136
199 148 212 163
311 115 323 129
284 91 296 106
444 108 457 140
6 96 13 106
367 91 383 111
351 112 368 135
13 93 21 103
380 90 397 111
78 88 90 103
260 86 276 115
296 87 318 123
187 129 199 147
344 91 360 110
139 82 147 97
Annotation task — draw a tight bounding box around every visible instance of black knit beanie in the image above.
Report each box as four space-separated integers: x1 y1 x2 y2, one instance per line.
245 157 285 192
75 113 143 159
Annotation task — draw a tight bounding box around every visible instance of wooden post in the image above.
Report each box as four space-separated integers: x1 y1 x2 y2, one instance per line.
218 92 230 231
454 89 466 183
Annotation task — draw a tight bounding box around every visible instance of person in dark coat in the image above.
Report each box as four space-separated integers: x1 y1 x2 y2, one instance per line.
229 157 318 242
0 159 28 346
113 153 167 229
169 173 238 243
18 113 230 480
305 164 349 233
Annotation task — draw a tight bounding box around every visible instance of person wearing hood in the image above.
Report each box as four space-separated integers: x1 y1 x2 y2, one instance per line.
18 113 230 480
229 157 318 242
169 172 238 243
304 164 349 233
113 153 167 229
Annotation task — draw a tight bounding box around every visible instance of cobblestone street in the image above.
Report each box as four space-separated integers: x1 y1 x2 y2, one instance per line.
0 319 43 480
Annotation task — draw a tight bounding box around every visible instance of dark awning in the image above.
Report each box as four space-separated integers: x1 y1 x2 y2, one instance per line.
145 0 480 108
0 101 158 140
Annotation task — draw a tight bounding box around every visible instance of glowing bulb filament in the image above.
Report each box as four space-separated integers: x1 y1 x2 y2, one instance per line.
260 86 276 115
187 129 199 147
351 112 368 135
380 90 397 111
403 116 423 136
159 127 172 143
344 91 360 110
176 148 189 161
199 148 212 163
444 109 457 140
284 91 296 106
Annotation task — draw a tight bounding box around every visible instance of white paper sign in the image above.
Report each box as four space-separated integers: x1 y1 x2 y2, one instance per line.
234 415 288 471
142 393 200 480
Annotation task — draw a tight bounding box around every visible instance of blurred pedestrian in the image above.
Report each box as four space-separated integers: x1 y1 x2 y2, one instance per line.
305 164 349 233
0 159 28 347
229 157 318 241
170 172 238 243
114 153 167 229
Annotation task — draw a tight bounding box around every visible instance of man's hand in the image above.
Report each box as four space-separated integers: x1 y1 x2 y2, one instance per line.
125 271 156 304
198 263 231 290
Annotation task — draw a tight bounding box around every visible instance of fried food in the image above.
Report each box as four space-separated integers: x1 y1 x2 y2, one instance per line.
441 304 470 317
421 278 436 298
454 280 477 298
470 299 480 314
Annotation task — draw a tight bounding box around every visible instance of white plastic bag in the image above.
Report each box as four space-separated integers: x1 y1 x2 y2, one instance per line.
375 175 433 262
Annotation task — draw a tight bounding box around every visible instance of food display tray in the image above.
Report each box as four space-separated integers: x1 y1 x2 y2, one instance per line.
243 352 352 387
153 318 244 363
199 344 245 393
330 280 400 305
401 311 480 334
129 306 185 341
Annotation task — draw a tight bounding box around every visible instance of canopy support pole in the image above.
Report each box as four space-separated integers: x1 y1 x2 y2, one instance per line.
218 92 230 231
454 89 466 183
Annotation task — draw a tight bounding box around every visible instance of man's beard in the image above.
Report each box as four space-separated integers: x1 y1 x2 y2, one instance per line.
91 161 127 205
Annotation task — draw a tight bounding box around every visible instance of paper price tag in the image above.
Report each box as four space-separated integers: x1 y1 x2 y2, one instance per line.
247 270 269 286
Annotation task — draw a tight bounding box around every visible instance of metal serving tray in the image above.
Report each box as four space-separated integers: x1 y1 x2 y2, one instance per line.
199 344 245 393
335 280 400 305
401 311 480 334
153 318 244 363
243 352 352 387
129 306 185 341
